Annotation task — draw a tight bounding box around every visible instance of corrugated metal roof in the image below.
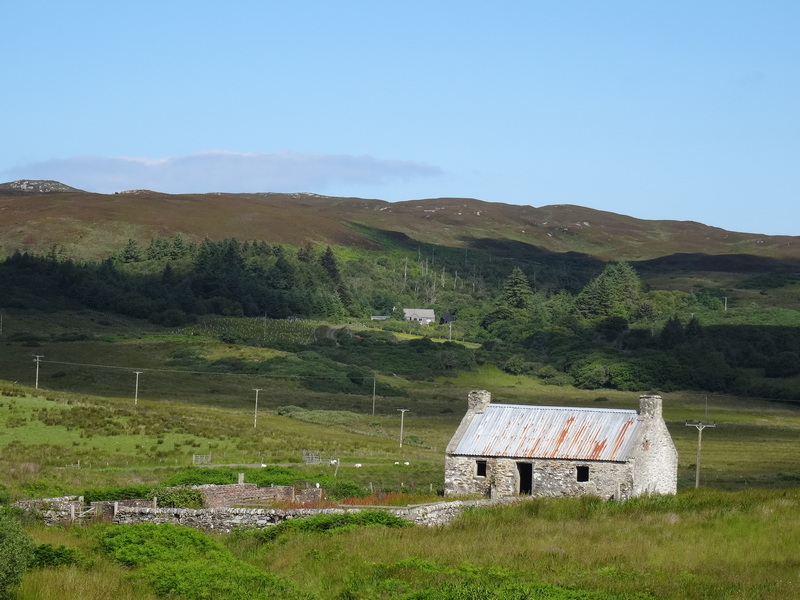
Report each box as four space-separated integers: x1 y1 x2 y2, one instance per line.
452 403 641 462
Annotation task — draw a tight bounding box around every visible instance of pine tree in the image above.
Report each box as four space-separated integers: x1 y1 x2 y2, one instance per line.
573 261 643 321
685 315 703 339
118 238 143 263
320 246 340 282
500 267 534 310
660 315 685 349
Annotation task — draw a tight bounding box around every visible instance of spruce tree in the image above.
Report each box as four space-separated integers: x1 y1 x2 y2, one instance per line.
500 267 534 311
320 246 341 282
573 261 643 321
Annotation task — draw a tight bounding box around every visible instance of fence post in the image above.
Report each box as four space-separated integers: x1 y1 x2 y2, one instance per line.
114 501 119 517
153 497 157 508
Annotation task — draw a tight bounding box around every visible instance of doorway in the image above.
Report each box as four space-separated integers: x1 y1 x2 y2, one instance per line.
517 462 532 495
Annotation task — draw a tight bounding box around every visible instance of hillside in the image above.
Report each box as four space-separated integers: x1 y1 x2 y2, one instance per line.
1 180 799 263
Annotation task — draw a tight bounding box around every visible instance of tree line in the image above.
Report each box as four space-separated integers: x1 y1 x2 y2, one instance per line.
2 236 800 399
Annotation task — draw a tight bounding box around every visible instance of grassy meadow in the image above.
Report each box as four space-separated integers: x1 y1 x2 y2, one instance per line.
2 309 800 599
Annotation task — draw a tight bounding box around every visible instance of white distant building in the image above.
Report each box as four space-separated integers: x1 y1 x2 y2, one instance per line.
403 308 436 325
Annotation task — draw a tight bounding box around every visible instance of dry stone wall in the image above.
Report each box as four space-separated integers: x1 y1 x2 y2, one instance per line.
112 497 523 531
195 483 296 507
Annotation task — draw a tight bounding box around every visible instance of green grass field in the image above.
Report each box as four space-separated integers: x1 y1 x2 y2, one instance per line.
3 309 800 599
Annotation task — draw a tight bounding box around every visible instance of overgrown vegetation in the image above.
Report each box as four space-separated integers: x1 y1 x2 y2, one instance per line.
0 509 35 600
16 490 800 599
97 523 309 600
248 510 412 542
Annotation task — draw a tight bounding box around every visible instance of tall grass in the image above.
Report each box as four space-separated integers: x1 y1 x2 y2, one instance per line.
16 560 158 600
250 488 800 600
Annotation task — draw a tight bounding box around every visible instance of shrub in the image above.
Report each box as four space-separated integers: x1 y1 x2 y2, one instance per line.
151 486 205 509
82 485 153 503
138 559 304 600
256 510 411 542
326 480 367 501
98 523 230 567
98 524 307 600
0 510 35 600
31 544 86 569
160 467 239 487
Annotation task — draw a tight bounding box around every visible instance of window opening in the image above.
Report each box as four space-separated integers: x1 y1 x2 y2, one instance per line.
576 465 590 482
476 460 487 477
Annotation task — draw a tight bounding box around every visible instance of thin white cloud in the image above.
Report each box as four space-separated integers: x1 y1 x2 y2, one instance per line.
1 151 443 194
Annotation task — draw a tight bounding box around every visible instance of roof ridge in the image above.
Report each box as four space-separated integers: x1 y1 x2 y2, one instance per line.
489 403 636 413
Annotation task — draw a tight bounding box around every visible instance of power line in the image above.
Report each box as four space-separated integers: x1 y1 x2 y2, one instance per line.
38 359 377 380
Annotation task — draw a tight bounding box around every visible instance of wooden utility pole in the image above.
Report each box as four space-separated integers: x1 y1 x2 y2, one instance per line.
685 420 716 488
397 408 409 448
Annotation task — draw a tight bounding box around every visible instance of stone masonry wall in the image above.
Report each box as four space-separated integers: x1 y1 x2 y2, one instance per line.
92 499 155 519
446 455 633 500
526 459 632 500
632 417 678 496
15 483 324 526
13 496 86 526
112 497 524 531
194 483 295 507
444 456 490 496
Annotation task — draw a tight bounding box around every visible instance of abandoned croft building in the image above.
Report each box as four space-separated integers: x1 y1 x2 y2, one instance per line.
444 390 677 500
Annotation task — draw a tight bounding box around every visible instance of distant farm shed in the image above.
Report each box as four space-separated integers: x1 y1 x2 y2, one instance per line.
403 308 436 325
444 391 677 500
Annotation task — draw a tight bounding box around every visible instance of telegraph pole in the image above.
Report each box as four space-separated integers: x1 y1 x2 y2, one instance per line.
133 371 143 406
397 408 409 448
685 419 716 488
253 388 262 428
33 355 44 389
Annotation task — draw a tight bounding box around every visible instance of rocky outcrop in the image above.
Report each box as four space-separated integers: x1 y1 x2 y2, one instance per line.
0 179 84 195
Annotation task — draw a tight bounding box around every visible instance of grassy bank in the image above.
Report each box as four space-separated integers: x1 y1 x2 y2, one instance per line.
14 488 800 600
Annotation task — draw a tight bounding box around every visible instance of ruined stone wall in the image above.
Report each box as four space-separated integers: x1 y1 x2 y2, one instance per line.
112 497 524 531
444 456 491 497
92 499 154 519
193 483 295 507
446 455 634 500
526 459 631 500
13 496 86 526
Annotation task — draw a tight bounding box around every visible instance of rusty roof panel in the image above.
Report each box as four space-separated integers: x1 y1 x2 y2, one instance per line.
453 404 641 462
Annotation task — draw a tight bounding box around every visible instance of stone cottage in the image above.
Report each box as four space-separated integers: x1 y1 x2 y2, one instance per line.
444 390 677 500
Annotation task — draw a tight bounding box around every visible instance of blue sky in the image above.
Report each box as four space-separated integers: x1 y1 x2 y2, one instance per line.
2 1 798 235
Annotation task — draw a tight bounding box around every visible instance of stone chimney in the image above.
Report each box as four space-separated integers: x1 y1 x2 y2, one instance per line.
639 394 662 419
468 390 492 413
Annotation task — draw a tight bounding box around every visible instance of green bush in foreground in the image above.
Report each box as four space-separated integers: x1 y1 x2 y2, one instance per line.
31 544 87 569
98 523 308 600
0 510 35 600
255 510 412 542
